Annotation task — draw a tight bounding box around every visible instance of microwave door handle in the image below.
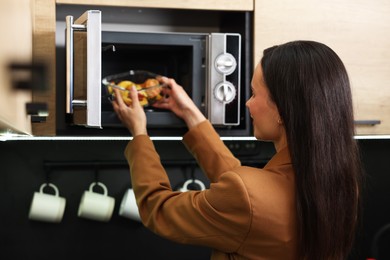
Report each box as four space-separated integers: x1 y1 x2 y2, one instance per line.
65 15 74 114
65 15 85 114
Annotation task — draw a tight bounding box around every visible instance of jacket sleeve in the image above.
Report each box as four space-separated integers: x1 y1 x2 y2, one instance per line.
182 120 241 183
125 134 251 252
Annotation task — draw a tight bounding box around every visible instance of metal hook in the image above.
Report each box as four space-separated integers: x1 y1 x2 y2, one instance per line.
190 167 196 183
44 164 51 184
102 44 116 52
94 164 100 183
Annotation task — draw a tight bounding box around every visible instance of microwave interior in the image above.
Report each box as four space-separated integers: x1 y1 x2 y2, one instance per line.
55 5 253 137
100 32 205 130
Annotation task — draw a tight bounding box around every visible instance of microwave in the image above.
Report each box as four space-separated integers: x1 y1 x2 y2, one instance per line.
58 9 252 136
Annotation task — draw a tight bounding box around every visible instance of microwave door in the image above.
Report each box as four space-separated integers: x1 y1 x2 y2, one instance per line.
66 10 102 128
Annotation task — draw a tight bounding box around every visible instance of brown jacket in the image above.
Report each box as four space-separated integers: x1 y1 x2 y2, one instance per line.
125 120 297 259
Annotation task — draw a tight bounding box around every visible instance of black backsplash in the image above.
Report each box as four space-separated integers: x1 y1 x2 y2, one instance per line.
0 139 270 260
0 138 389 259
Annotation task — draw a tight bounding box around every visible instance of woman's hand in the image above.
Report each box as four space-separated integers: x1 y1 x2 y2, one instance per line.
112 86 147 136
153 77 206 129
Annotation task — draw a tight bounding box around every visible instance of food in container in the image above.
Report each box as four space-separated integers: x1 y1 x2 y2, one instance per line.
102 70 165 106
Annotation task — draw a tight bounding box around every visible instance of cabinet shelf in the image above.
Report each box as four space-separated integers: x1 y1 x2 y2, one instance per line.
0 135 260 142
56 0 254 11
2 134 390 141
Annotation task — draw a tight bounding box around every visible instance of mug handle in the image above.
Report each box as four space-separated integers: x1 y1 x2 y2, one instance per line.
181 179 206 192
39 183 59 197
89 182 108 196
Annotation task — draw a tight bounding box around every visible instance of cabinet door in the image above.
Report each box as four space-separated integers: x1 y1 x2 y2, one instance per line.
0 0 32 135
254 0 390 135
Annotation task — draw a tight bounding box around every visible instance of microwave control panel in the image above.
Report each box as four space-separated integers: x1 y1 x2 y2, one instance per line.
207 33 241 126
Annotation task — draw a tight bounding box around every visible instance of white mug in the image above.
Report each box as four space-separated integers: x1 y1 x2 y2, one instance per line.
118 188 141 222
28 183 66 223
179 179 206 192
78 182 115 222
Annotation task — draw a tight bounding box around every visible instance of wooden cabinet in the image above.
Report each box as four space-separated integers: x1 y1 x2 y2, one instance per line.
254 0 390 135
31 0 254 136
0 0 33 135
31 0 56 136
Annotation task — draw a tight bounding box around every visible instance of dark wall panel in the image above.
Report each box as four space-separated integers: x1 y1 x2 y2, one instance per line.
0 140 211 260
353 139 390 260
1 138 389 259
0 139 271 260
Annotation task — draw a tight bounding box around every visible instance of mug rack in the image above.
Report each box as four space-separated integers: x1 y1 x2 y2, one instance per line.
42 159 204 185
41 159 264 190
43 159 200 172
42 159 264 173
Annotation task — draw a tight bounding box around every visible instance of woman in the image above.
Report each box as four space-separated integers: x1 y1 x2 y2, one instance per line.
113 40 362 259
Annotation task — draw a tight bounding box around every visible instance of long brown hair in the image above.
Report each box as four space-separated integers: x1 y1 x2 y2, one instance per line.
261 41 362 259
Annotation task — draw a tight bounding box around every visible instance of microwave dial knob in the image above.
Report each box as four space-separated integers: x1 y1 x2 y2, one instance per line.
214 82 236 103
215 53 237 75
